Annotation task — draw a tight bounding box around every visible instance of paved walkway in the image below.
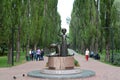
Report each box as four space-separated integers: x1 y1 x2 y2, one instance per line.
0 49 120 80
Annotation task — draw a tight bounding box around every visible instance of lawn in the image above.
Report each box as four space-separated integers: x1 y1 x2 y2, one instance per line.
0 56 9 67
0 52 27 67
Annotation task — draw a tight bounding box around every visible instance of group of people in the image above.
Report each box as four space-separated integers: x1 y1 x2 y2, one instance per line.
28 47 97 61
85 48 100 61
29 48 44 61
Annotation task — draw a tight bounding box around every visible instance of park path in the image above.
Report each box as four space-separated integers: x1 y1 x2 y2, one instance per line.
0 49 120 80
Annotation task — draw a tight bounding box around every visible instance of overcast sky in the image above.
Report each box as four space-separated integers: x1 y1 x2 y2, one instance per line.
57 0 74 33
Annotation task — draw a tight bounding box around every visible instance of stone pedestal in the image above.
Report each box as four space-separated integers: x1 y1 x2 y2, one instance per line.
48 56 74 70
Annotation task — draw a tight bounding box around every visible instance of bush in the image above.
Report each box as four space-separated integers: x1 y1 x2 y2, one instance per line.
74 59 80 67
112 53 120 66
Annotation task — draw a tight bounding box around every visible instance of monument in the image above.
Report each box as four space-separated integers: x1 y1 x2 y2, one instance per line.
60 28 68 56
48 28 74 70
27 28 95 79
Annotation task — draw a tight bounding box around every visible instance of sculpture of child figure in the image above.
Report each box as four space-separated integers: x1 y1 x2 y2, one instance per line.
60 28 68 56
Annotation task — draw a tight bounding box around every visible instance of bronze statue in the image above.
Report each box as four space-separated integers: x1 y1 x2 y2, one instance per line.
60 28 68 56
49 28 68 56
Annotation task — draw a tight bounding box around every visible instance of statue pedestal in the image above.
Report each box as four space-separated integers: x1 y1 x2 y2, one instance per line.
48 56 74 70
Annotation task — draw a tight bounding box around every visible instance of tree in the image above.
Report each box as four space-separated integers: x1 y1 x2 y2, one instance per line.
1 0 61 65
100 0 114 62
69 0 100 54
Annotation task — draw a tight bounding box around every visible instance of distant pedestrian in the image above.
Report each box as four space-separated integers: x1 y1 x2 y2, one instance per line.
40 49 44 60
31 49 36 61
85 48 89 61
36 48 41 61
29 49 32 60
33 50 37 60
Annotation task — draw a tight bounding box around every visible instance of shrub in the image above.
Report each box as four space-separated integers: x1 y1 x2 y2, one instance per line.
112 53 120 66
74 59 80 67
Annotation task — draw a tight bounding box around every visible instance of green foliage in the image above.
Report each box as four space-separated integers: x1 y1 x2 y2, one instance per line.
112 53 120 66
99 50 120 66
69 0 101 53
70 0 120 62
0 0 61 64
1 0 61 47
74 59 80 67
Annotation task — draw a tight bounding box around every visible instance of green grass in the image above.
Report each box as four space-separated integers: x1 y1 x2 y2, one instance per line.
99 53 105 62
0 52 27 68
0 56 10 67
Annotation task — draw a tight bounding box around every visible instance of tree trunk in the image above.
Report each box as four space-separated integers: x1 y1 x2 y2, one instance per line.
8 27 14 65
44 0 47 16
26 0 30 57
34 43 37 50
90 38 95 52
1 48 5 56
26 38 30 57
95 38 98 54
7 43 12 65
95 0 99 54
81 41 85 54
105 1 111 62
105 41 110 61
16 25 20 62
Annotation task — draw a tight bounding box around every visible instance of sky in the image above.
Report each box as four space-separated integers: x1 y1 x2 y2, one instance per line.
57 0 74 33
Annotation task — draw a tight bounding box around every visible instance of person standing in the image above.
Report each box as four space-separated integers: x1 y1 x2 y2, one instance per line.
36 48 41 61
31 49 34 61
31 49 36 61
29 49 32 60
33 49 37 61
40 49 44 60
85 48 89 61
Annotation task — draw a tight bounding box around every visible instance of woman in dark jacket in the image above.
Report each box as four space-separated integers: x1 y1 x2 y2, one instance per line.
40 49 44 60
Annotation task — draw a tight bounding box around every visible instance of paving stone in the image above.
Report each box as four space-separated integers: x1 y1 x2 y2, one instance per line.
0 49 120 80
